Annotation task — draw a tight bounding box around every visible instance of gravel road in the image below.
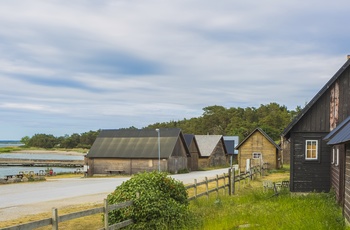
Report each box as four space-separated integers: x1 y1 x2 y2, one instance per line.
0 168 230 221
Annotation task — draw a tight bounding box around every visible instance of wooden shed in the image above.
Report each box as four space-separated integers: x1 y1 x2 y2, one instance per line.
183 134 200 171
85 128 190 175
236 128 281 172
195 135 227 168
282 58 350 193
324 116 350 220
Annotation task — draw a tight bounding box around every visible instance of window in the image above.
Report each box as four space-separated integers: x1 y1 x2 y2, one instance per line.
253 152 261 159
305 140 318 160
335 148 339 166
331 147 335 164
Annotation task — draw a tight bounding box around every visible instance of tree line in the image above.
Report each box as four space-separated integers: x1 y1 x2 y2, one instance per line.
20 102 301 149
146 102 301 141
20 130 100 149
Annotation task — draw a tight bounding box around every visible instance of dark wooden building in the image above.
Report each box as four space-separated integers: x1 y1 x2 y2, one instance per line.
324 116 350 220
184 134 201 171
282 58 350 193
85 128 190 175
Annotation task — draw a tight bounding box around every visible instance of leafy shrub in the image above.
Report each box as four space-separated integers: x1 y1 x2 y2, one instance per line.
106 171 190 229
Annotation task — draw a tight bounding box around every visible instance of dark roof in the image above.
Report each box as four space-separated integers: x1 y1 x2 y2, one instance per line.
183 134 202 157
235 128 281 150
223 136 239 154
184 134 195 147
282 59 350 138
324 116 350 145
87 128 189 158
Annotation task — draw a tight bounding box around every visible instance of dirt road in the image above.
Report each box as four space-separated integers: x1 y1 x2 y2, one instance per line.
0 168 230 221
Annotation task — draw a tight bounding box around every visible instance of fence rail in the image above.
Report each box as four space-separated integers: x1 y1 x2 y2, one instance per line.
1 166 262 230
0 200 133 230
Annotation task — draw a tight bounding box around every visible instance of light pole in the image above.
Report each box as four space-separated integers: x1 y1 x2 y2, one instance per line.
155 129 160 171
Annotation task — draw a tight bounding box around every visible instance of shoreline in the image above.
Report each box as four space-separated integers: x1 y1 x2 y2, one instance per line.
9 150 86 156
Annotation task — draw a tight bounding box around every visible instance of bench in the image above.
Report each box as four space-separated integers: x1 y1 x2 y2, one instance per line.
105 170 125 175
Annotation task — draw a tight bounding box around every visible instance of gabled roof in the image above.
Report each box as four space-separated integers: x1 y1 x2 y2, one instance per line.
183 134 202 157
195 135 226 157
324 116 350 145
87 128 189 158
235 128 281 150
282 59 350 138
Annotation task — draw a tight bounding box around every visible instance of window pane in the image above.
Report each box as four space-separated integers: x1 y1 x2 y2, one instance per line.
306 140 318 160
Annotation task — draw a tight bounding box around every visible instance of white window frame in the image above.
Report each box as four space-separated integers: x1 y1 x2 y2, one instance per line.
335 148 339 166
252 152 261 159
331 147 335 164
305 140 318 160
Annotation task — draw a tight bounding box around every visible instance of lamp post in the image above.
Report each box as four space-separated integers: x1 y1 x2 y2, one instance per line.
155 129 160 171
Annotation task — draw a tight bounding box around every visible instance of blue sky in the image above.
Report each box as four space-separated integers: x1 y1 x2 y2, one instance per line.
1 0 350 140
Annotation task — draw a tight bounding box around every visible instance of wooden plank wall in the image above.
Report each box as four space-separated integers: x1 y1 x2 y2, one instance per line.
290 132 330 192
343 144 350 222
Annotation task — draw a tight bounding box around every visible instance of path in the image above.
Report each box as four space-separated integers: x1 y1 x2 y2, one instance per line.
0 168 230 221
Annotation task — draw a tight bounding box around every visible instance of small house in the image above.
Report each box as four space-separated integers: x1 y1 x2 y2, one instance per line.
236 128 281 172
85 128 190 175
282 58 350 194
195 135 227 168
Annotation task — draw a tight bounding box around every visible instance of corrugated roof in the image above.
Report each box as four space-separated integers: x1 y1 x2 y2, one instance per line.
325 116 350 145
235 128 281 150
282 59 350 138
87 128 185 158
195 135 224 157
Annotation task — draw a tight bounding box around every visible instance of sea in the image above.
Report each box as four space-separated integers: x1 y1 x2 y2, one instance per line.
0 140 84 178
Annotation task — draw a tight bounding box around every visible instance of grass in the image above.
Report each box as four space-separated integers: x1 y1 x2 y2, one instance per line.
188 188 348 230
1 167 349 230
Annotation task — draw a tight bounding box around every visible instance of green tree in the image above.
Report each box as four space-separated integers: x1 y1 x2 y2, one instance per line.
27 134 58 148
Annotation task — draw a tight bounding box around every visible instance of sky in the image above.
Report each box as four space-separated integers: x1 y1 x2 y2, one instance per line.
1 1 350 140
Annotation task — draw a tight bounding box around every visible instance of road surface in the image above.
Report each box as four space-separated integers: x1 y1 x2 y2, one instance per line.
0 168 230 221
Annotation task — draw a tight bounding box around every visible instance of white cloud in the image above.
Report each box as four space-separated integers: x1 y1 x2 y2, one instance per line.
0 0 350 139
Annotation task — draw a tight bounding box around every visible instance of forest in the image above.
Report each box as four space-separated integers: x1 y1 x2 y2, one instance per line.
21 102 302 149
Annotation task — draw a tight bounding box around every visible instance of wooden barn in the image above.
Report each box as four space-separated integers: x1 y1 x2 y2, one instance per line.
85 128 190 175
282 58 350 196
324 116 350 217
195 135 227 168
183 134 200 171
236 128 281 172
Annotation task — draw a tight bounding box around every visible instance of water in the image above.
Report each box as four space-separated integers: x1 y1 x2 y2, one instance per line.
0 153 84 161
0 150 85 178
0 166 81 178
0 140 24 148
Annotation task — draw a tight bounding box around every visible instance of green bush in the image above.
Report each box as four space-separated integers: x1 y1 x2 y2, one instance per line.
106 171 191 229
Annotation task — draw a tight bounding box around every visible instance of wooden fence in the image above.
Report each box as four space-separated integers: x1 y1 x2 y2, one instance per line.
1 166 262 230
185 166 261 200
1 200 133 230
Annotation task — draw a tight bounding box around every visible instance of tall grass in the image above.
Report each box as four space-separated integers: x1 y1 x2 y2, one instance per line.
188 188 348 230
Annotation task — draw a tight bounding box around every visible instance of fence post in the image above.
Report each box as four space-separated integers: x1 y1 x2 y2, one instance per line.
205 177 209 199
194 179 197 200
104 199 109 230
223 173 226 195
216 175 219 198
52 208 58 230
